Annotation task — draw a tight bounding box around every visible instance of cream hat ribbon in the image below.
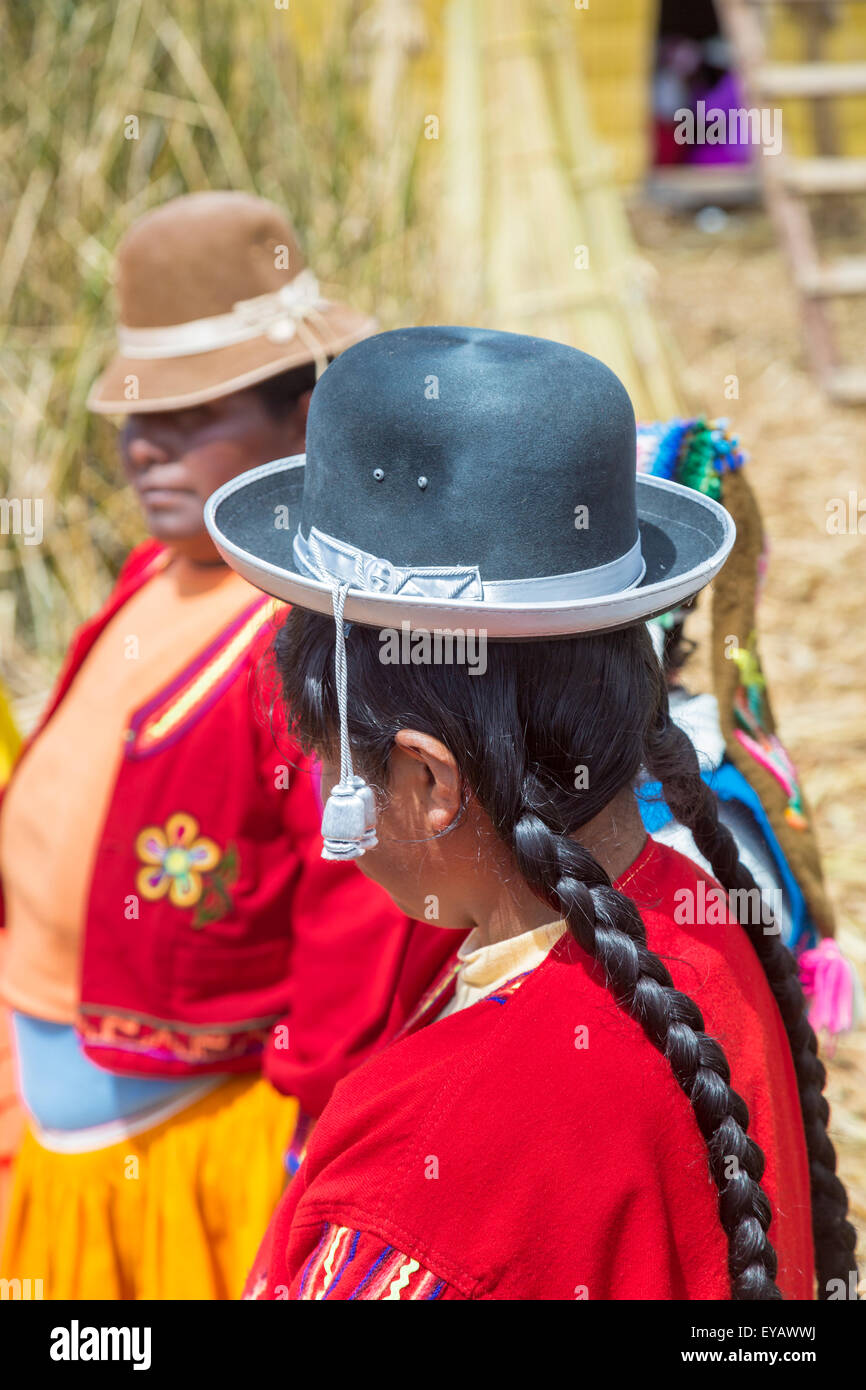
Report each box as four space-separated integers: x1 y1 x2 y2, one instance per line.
116 268 326 359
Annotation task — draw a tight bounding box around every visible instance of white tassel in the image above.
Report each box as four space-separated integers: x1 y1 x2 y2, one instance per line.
351 774 378 851
321 782 372 860
318 577 377 860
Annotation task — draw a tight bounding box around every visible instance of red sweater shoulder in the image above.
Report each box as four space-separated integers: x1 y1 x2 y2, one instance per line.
258 840 813 1301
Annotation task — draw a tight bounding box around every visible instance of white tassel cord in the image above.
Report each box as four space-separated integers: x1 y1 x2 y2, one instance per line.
319 576 378 860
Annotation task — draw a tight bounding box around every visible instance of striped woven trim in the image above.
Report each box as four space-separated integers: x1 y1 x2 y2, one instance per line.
125 597 280 758
484 968 536 1005
285 1110 315 1177
297 1224 447 1301
77 1005 277 1067
397 957 462 1039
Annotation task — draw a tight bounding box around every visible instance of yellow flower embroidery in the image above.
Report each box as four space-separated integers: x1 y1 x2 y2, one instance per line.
135 812 221 910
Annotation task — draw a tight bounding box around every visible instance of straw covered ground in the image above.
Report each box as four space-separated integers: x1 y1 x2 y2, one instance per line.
637 201 866 1258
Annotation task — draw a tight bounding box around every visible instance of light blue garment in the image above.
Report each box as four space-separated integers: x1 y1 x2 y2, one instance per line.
635 687 817 954
12 1013 211 1132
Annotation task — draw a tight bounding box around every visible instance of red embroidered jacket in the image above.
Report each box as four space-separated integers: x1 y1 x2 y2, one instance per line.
245 841 814 1300
0 541 459 1110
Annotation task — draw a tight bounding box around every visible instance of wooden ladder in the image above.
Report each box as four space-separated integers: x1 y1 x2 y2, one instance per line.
717 0 866 403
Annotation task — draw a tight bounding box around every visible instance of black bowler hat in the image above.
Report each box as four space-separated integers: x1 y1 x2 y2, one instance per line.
205 326 734 638
206 326 736 861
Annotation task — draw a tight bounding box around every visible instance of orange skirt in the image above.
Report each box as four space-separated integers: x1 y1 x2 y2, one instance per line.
1 1074 298 1300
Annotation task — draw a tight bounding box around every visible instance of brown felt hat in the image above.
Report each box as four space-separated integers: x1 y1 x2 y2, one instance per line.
87 191 377 415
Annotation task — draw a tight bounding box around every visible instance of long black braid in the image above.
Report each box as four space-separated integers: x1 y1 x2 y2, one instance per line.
504 799 778 1297
271 609 857 1300
644 712 858 1296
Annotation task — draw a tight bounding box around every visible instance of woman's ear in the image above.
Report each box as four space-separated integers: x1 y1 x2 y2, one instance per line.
392 729 462 833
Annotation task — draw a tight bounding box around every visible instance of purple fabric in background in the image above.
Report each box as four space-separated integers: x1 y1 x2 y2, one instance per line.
691 71 753 165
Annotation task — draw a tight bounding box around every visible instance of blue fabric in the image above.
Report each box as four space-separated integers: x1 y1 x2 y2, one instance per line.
11 1014 205 1132
637 758 817 952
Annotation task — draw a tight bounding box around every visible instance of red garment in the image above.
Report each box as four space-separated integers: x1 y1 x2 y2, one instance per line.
247 839 814 1300
0 542 459 1111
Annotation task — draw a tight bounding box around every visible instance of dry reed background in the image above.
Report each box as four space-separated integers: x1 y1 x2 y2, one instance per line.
1 0 864 1270
0 0 440 710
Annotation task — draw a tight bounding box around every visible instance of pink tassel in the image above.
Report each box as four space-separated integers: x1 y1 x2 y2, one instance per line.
799 939 862 1040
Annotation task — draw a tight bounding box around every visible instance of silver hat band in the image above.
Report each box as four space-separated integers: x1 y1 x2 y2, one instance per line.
293 525 645 604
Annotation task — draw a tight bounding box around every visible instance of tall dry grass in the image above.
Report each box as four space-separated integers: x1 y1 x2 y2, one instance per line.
0 0 438 704
2 0 689 717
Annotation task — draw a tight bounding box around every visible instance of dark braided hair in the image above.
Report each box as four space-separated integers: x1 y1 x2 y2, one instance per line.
272 608 857 1300
644 714 858 1295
